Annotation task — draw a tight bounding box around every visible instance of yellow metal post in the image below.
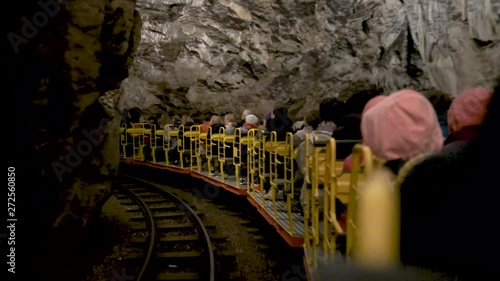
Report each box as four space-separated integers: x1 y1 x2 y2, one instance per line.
346 144 374 258
233 128 242 189
120 124 128 158
206 126 213 176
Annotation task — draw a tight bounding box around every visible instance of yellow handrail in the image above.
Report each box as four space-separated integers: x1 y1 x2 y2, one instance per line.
189 125 201 172
127 123 145 160
120 123 128 158
346 144 374 259
323 138 344 257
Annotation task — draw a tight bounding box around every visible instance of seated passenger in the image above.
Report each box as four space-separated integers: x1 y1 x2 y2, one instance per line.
181 115 194 127
200 116 211 133
295 108 341 209
317 98 342 134
237 109 252 128
209 115 225 134
427 89 453 138
292 119 306 133
343 88 380 116
240 114 259 136
398 79 499 278
443 87 492 153
258 111 272 132
266 107 294 141
334 89 445 252
144 115 158 129
293 110 321 149
292 99 343 211
361 89 443 174
201 115 225 152
343 95 387 173
224 113 237 135
332 89 380 140
123 107 141 127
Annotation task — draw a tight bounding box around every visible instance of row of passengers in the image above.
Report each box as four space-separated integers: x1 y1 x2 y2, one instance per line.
199 107 296 186
308 85 496 277
342 87 493 172
202 107 297 139
290 87 492 218
260 98 342 200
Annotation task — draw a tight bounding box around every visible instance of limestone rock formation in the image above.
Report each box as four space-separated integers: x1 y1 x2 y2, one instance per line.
8 0 140 277
120 0 499 120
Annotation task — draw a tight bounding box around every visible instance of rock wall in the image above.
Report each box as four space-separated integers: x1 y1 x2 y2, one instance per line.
8 0 140 277
120 0 499 119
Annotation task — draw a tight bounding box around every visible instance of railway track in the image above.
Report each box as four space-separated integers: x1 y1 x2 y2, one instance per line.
114 174 215 281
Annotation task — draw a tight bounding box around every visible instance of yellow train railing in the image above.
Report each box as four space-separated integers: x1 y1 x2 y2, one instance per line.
354 153 430 270
267 131 279 212
120 124 128 158
176 125 185 167
322 138 345 258
219 128 236 183
304 135 358 268
356 167 398 270
165 124 179 166
206 127 225 177
257 130 267 202
141 125 154 162
233 128 243 189
346 144 374 259
283 132 295 235
152 125 163 163
198 130 208 171
312 136 330 266
214 127 226 178
206 126 214 176
189 125 201 172
127 123 146 160
306 135 330 268
272 132 295 235
246 129 259 195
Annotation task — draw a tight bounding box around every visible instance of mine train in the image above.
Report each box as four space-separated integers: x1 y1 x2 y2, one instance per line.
120 122 413 279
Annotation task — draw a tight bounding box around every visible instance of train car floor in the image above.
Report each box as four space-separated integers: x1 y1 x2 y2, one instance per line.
248 189 306 248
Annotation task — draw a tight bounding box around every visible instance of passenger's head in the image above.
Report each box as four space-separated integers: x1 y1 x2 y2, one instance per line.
427 89 452 115
262 112 272 128
209 115 223 126
361 89 444 161
128 107 142 123
447 87 492 134
345 89 381 114
271 107 289 119
241 109 252 120
146 116 156 124
245 114 259 126
319 97 345 124
224 113 235 125
181 115 194 125
304 110 321 129
362 95 387 115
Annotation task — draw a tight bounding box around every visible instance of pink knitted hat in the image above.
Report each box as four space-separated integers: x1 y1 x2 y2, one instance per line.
447 87 492 133
361 89 444 161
